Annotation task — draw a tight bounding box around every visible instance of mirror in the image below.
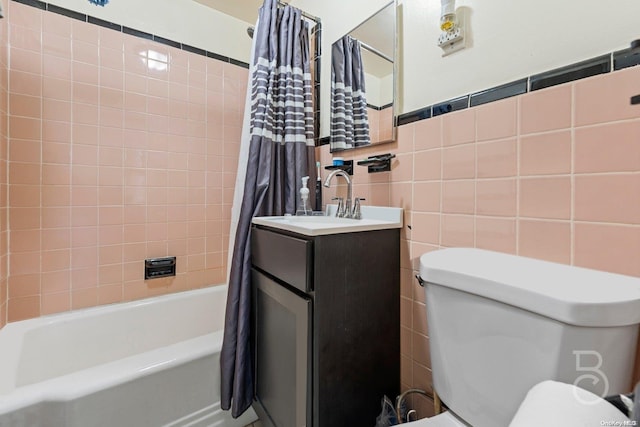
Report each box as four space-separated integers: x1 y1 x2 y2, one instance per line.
329 0 396 152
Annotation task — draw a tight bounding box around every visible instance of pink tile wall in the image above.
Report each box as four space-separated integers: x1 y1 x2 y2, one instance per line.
366 106 394 145
319 65 640 416
5 2 246 322
0 5 8 329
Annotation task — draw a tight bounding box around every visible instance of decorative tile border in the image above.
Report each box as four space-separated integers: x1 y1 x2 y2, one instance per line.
395 105 431 126
529 54 610 91
398 48 640 127
433 95 468 117
367 102 393 111
11 0 251 69
470 78 527 107
613 47 640 71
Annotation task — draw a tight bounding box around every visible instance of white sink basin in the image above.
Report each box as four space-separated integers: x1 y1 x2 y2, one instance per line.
252 205 403 236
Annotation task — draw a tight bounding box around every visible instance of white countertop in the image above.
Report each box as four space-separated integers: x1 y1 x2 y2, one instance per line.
252 205 403 236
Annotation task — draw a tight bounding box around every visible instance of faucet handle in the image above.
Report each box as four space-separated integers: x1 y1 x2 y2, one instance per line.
352 198 365 219
331 197 344 217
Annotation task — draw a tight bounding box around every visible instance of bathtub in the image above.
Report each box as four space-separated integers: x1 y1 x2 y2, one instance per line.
0 286 258 427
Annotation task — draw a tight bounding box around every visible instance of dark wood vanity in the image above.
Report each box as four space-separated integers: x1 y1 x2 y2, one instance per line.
250 223 400 427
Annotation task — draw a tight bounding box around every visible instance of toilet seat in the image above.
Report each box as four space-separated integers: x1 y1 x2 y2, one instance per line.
401 411 466 426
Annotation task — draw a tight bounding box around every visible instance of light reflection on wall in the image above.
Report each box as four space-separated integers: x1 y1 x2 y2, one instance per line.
137 49 169 72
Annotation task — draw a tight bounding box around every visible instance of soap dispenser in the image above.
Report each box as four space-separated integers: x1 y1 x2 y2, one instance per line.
296 176 311 216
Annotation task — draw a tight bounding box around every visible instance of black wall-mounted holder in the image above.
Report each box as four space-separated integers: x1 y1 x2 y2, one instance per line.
145 257 176 279
357 153 396 173
324 160 354 175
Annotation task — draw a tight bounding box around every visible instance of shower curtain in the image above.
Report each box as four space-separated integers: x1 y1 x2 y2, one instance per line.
221 0 315 418
330 35 370 150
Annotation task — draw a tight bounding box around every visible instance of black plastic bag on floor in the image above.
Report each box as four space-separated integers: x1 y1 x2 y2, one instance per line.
375 395 399 427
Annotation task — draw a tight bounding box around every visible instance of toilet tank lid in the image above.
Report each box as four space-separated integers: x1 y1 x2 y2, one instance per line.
419 248 640 327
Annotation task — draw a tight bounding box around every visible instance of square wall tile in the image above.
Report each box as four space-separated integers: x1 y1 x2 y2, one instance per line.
520 131 571 176
575 66 640 126
442 180 474 214
395 122 414 154
7 295 40 322
520 177 571 220
414 117 442 151
10 25 42 53
10 93 41 117
413 150 441 181
441 214 474 247
574 174 640 224
442 109 475 146
43 10 72 38
476 179 517 217
477 138 517 178
8 3 43 32
574 223 640 277
476 217 516 254
442 144 475 180
41 292 70 315
412 181 440 213
8 273 40 298
574 121 640 173
410 212 440 245
520 85 571 134
390 182 414 212
518 220 571 264
476 97 517 141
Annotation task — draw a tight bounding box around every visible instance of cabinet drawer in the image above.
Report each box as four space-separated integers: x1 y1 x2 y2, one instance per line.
251 226 313 292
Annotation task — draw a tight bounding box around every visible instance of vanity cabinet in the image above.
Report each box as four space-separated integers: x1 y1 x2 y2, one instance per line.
251 224 400 427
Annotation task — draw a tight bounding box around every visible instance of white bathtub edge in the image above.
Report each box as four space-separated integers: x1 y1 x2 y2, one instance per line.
0 330 223 415
0 285 228 394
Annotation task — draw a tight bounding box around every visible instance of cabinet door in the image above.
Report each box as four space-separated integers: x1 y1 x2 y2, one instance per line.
253 268 312 427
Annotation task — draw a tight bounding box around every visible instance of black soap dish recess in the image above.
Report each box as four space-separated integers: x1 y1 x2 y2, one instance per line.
357 153 396 173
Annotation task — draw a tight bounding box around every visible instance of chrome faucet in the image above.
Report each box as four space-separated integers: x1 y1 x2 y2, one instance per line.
323 169 353 218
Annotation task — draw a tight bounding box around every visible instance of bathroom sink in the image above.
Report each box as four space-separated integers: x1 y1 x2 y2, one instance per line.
252 205 403 236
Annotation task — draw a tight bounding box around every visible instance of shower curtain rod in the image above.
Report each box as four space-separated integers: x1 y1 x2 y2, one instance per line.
276 0 321 24
358 40 393 63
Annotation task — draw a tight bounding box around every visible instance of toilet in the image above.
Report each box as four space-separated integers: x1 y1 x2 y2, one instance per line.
407 248 640 426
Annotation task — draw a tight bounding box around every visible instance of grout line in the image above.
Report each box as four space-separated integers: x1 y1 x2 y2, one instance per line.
438 118 443 249
473 108 478 249
570 82 576 267
515 95 521 255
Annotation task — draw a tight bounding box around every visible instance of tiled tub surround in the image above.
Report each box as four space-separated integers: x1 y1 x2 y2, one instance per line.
319 64 640 417
5 1 247 321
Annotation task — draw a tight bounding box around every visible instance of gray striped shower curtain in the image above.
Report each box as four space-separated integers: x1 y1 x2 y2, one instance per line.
330 35 370 150
220 0 315 418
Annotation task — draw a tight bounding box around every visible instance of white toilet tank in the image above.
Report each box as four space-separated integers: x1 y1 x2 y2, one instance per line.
419 248 640 427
